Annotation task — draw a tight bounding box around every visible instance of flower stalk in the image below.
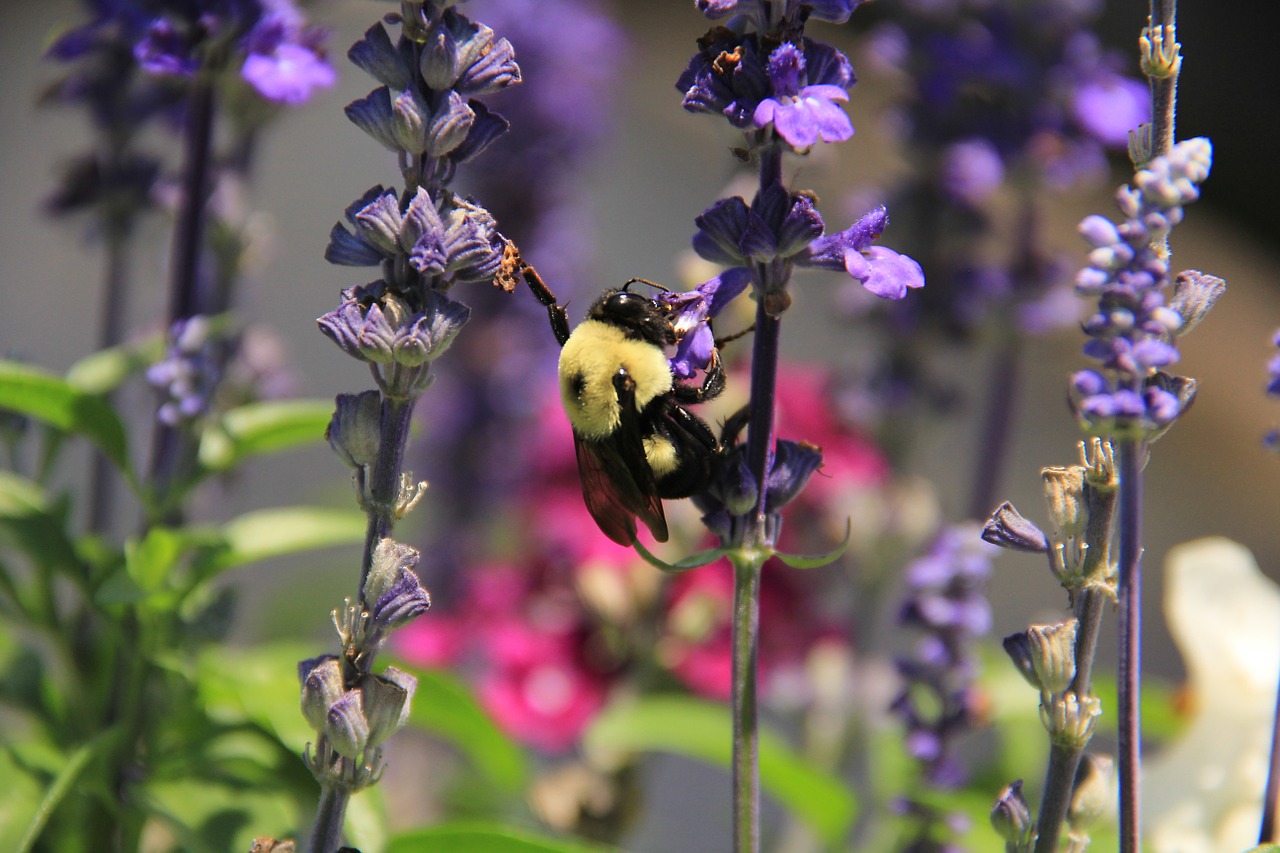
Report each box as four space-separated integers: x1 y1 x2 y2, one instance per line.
676 6 922 849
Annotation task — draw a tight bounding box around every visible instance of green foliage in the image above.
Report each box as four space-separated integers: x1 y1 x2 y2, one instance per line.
394 661 530 792
583 696 857 846
0 361 133 486
198 399 336 472
388 822 616 853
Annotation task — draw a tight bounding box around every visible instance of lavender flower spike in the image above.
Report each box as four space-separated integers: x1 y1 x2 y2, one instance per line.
1069 137 1215 437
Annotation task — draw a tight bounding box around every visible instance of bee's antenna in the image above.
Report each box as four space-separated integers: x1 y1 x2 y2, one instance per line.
622 277 671 294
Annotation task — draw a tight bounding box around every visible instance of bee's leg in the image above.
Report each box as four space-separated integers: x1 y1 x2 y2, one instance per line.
672 347 726 405
518 254 572 347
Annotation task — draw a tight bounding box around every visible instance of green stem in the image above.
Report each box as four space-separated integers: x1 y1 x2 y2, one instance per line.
731 554 763 853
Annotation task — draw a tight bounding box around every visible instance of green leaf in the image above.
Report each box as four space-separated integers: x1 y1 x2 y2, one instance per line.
197 506 366 575
773 520 851 569
583 696 856 845
64 335 164 395
124 527 187 593
0 746 54 853
0 473 81 578
631 538 727 573
195 643 315 753
0 361 132 483
198 399 333 471
1242 846 1280 853
15 730 117 853
395 663 528 792
387 822 615 853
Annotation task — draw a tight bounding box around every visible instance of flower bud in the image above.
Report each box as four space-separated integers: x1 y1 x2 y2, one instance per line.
1168 270 1225 336
990 780 1033 846
298 655 345 733
982 502 1048 553
390 87 431 154
361 667 417 748
1042 466 1086 539
1069 753 1115 830
364 538 432 634
1040 691 1101 748
1004 619 1079 696
327 391 382 469
325 691 369 759
365 538 421 606
1030 619 1079 695
424 90 475 158
420 16 463 90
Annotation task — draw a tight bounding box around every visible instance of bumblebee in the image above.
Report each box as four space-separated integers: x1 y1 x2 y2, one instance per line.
520 263 726 545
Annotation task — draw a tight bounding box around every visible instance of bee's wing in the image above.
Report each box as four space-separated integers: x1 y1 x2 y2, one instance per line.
573 370 668 545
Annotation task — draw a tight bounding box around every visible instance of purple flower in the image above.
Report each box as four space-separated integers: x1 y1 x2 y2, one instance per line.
753 42 854 148
892 524 996 789
695 0 863 28
693 185 826 267
938 138 1004 206
799 206 925 299
147 316 219 425
658 268 752 378
318 283 470 398
1069 72 1148 148
1069 139 1214 435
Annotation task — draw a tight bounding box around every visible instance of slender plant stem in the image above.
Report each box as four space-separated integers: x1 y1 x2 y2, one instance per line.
310 783 351 853
359 395 416 600
1147 0 1178 159
731 555 763 853
147 74 216 519
88 226 131 535
1034 743 1082 853
730 143 786 853
967 337 1020 521
1031 586 1107 853
1259 655 1280 843
1116 438 1144 853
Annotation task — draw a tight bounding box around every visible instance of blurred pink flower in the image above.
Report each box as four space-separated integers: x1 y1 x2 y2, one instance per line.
478 622 608 752
659 562 833 700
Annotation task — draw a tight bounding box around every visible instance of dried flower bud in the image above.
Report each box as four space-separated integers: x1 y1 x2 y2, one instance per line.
325 691 370 759
298 655 346 733
982 501 1048 553
1040 691 1101 748
360 667 417 748
424 89 475 157
990 779 1033 846
1042 466 1086 539
1167 270 1224 337
1004 619 1079 696
1069 753 1115 830
364 538 432 635
1030 619 1079 695
327 391 382 469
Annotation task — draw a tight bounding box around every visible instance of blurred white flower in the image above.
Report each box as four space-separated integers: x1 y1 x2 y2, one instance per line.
1145 537 1280 853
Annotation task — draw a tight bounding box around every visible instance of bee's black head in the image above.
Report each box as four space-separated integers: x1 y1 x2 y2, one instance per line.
589 289 675 346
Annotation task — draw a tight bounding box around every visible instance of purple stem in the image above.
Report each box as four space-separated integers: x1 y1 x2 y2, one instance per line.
1259 655 1280 843
359 394 416 603
1148 0 1178 160
1116 437 1144 853
146 76 216 518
